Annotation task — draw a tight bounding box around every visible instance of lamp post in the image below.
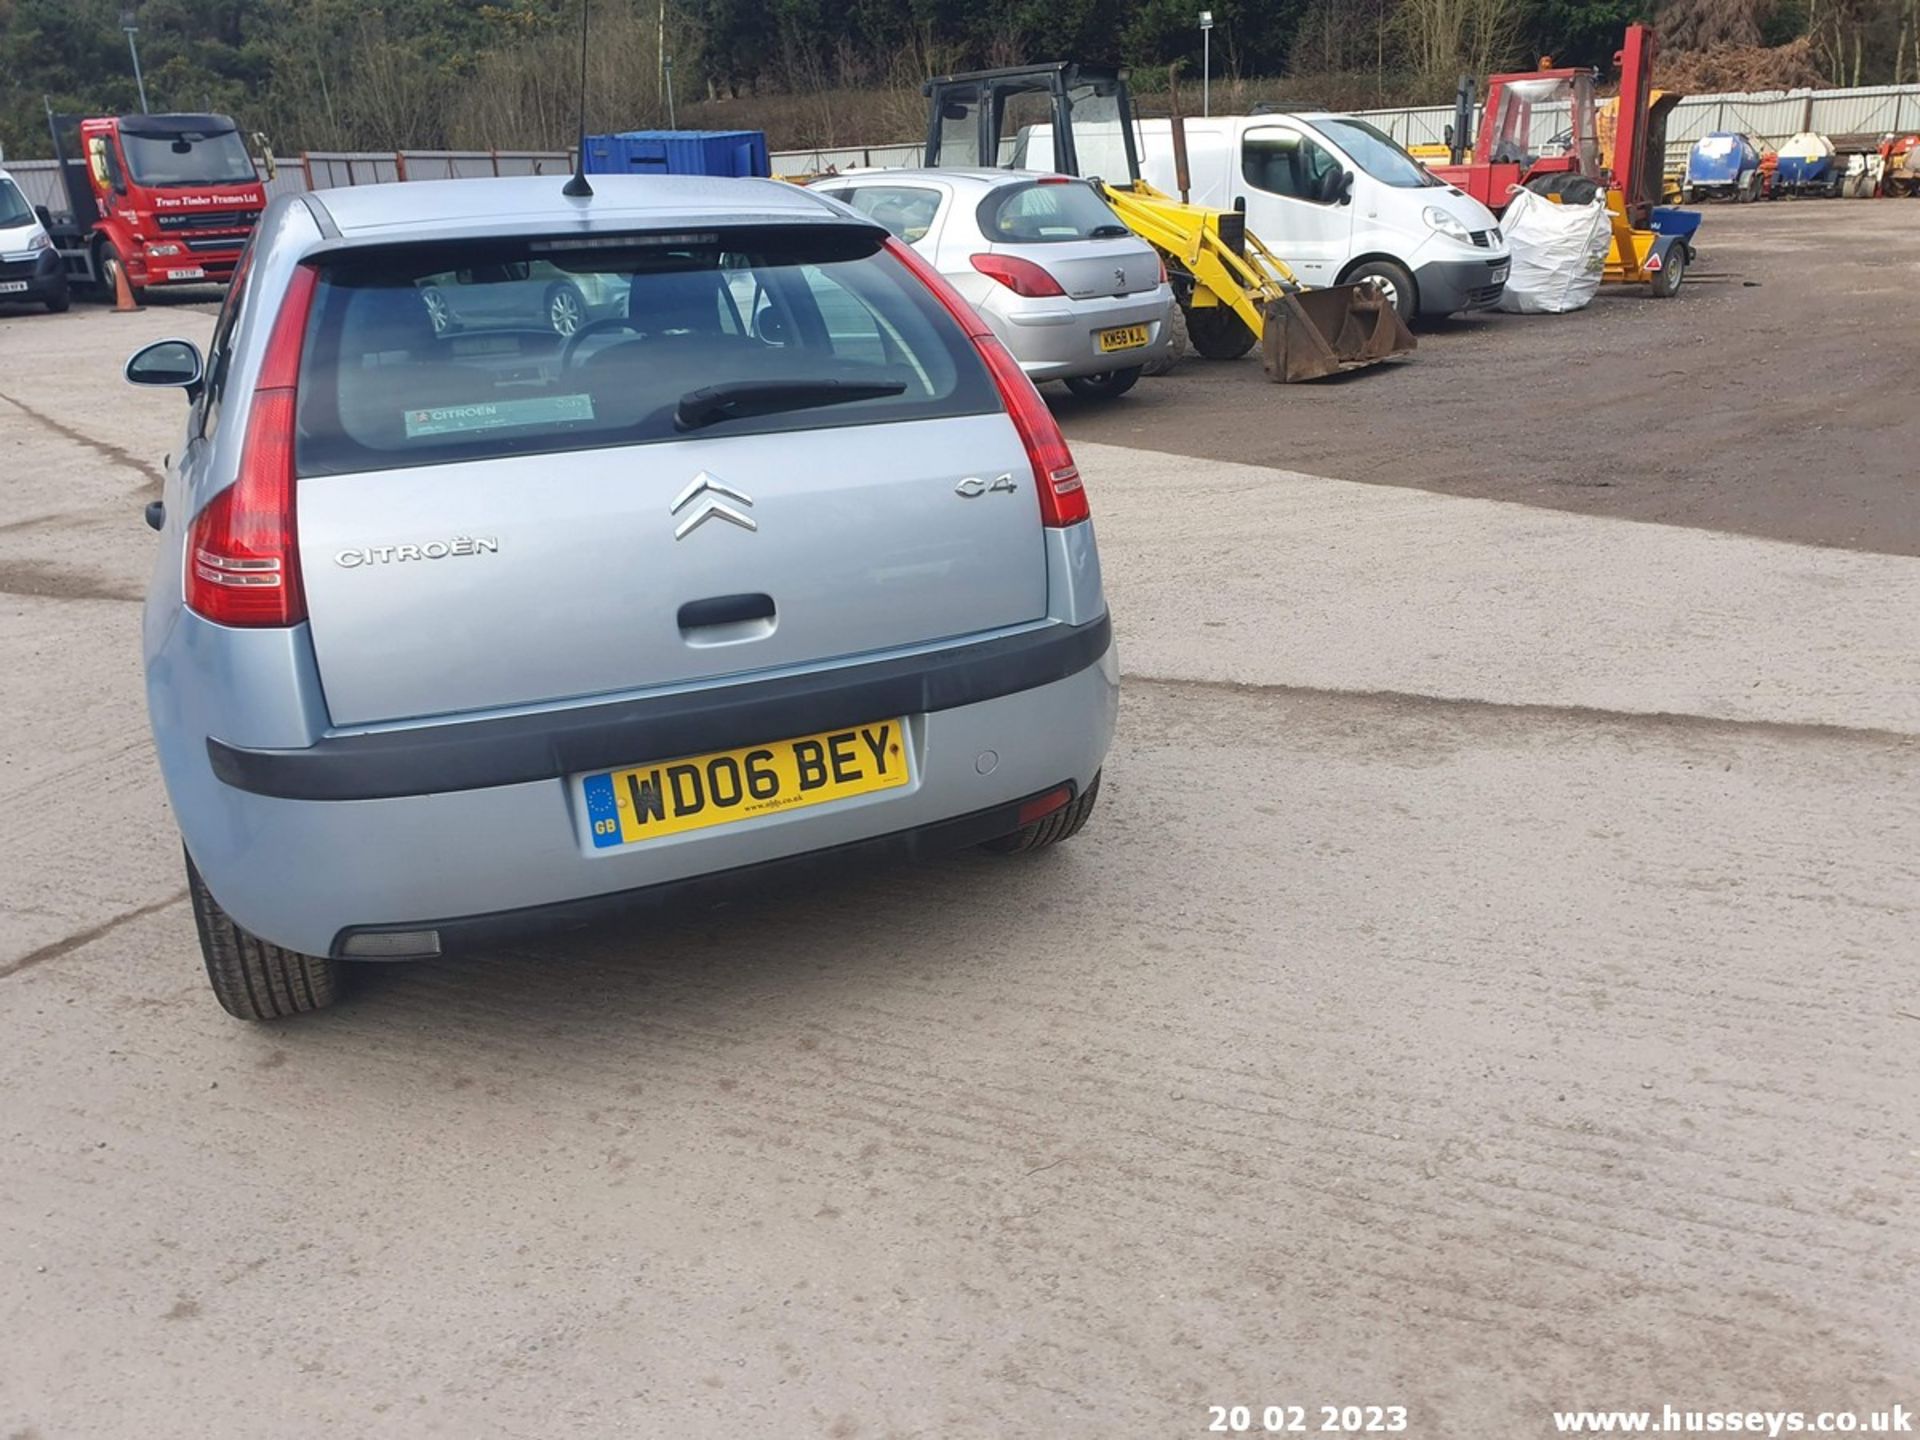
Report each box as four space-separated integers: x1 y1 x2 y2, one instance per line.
1199 10 1213 118
121 5 150 113
664 54 677 128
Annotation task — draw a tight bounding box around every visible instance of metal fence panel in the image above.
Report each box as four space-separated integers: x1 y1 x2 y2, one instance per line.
770 141 924 173
5 160 64 212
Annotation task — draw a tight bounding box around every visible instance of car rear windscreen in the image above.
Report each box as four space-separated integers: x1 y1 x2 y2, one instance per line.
975 181 1129 243
294 226 999 477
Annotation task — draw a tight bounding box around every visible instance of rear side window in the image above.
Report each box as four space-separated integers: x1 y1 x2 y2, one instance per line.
975 181 1129 243
293 227 999 477
836 185 943 242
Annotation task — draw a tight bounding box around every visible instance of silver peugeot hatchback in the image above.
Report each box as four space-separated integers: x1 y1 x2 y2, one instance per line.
814 170 1173 400
128 174 1117 1019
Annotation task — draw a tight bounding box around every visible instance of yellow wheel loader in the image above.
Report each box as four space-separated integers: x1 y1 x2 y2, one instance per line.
922 62 1414 383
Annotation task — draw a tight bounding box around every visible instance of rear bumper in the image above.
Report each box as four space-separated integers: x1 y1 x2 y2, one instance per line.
167 623 1119 957
988 286 1176 380
332 779 1081 958
1413 255 1508 316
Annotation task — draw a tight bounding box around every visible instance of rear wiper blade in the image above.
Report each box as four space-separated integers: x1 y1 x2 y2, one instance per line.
673 379 908 432
1088 223 1131 238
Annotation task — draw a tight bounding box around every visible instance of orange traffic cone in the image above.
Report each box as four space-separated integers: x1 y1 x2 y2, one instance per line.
110 256 142 314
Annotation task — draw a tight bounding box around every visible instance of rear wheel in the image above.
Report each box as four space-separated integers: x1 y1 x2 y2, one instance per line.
1341 257 1416 323
1182 301 1257 361
982 774 1101 855
187 852 343 1020
421 285 452 335
1063 367 1142 400
1142 293 1188 373
545 281 586 337
1649 243 1686 298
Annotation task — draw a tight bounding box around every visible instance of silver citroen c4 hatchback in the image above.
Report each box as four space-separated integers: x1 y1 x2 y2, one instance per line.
129 174 1116 1020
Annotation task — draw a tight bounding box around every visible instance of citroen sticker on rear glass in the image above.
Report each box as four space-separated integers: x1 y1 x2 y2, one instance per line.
403 395 594 439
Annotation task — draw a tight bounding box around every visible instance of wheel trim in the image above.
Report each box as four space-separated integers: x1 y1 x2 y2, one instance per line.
423 290 450 332
550 289 583 335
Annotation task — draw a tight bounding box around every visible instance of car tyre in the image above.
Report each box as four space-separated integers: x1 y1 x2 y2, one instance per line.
1063 367 1142 400
44 277 70 314
1342 257 1417 323
187 851 343 1020
546 281 586 337
420 285 452 335
982 773 1101 855
1182 302 1257 361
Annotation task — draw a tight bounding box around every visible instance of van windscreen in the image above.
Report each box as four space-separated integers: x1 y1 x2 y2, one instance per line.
293 227 997 477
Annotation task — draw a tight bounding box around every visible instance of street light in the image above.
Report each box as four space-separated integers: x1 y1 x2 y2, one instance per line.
1199 10 1214 118
121 5 150 113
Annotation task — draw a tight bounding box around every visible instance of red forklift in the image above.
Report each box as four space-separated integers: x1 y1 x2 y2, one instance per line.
41 107 267 301
1423 24 1694 296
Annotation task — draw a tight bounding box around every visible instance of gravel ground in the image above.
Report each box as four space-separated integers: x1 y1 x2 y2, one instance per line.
1 218 1915 1440
1061 201 1920 556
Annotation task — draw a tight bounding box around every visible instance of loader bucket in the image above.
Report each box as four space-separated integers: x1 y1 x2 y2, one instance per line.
1260 282 1416 383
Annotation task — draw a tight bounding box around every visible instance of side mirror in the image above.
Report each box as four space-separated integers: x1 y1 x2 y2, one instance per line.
1339 169 1356 204
1444 124 1456 148
753 307 789 344
34 204 54 230
125 338 206 400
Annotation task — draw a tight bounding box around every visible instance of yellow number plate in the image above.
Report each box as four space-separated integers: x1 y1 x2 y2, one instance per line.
1097 324 1150 353
582 719 910 849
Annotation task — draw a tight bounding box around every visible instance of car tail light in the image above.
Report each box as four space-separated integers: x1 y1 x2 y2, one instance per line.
186 264 317 627
969 253 1066 299
1157 253 1168 285
887 238 1088 528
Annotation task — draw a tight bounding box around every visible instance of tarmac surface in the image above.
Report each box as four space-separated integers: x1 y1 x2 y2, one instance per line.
1 202 1915 1438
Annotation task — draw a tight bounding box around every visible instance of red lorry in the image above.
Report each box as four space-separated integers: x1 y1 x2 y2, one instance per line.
42 110 265 300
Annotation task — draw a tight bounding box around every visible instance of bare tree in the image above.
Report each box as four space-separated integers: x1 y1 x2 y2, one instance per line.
1397 0 1527 86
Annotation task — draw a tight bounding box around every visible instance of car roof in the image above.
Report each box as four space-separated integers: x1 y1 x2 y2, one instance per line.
305 173 851 242
827 167 1072 191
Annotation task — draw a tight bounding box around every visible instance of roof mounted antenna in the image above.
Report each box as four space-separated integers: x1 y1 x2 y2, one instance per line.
562 0 593 198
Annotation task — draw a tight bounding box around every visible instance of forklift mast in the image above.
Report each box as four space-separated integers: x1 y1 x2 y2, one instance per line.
1610 23 1669 226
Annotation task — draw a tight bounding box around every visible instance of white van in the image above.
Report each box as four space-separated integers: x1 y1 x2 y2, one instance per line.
0 166 71 313
1120 114 1509 322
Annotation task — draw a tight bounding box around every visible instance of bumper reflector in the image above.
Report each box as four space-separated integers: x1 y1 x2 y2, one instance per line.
1016 786 1073 827
339 929 442 960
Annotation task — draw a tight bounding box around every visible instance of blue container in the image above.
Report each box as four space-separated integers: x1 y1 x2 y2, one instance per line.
1650 206 1702 243
583 129 770 178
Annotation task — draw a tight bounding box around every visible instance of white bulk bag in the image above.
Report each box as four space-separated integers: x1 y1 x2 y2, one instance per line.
1495 188 1612 314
